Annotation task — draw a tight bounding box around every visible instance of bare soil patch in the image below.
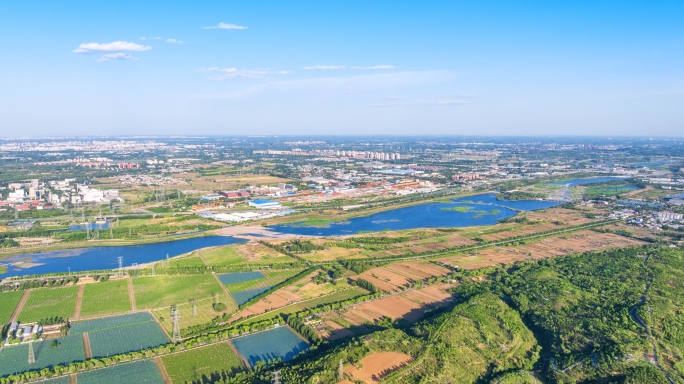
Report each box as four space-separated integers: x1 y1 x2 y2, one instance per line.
344 351 414 383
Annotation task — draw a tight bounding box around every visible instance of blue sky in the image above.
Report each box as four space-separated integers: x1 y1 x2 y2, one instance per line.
1 1 683 136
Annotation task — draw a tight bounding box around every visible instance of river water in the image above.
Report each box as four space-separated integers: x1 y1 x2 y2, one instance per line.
0 236 245 278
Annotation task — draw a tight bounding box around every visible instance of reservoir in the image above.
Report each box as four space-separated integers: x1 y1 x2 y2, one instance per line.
267 193 561 237
0 236 245 278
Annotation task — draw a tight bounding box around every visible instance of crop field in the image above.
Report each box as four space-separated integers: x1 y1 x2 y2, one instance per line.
161 341 245 383
70 312 169 358
321 283 454 340
153 293 238 334
438 231 646 269
218 271 265 285
343 351 414 383
133 274 224 309
0 291 23 324
231 326 309 367
234 286 369 322
0 335 85 378
202 242 297 266
224 269 303 292
80 279 131 317
17 286 79 322
353 262 451 293
76 360 163 384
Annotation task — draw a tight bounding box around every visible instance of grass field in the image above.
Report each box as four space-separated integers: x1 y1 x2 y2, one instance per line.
0 335 85 377
133 275 225 310
161 341 245 383
153 293 238 334
80 280 131 317
18 286 79 322
217 271 265 285
0 291 23 324
200 245 244 266
153 255 208 272
76 360 163 384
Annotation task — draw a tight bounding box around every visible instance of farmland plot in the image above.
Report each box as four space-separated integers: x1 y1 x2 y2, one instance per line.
161 341 244 383
133 274 224 309
76 360 163 384
344 351 414 383
231 326 309 367
0 291 23 324
438 231 645 269
18 286 79 322
153 293 237 334
80 279 131 317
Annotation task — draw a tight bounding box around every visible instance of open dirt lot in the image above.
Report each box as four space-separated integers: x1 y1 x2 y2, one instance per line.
344 352 414 383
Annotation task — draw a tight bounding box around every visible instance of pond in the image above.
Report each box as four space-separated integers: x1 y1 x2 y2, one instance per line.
0 236 246 278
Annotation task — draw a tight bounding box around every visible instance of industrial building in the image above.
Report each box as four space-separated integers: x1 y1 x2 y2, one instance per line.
248 199 282 209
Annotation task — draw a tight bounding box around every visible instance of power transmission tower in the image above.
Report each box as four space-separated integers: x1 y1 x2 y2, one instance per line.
132 263 138 278
28 340 36 364
339 360 344 381
191 299 197 316
117 256 124 278
171 307 181 343
272 370 281 384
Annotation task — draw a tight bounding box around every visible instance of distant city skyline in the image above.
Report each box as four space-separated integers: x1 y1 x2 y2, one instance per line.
1 1 683 136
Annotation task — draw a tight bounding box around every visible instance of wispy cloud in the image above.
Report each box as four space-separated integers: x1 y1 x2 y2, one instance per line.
303 65 346 70
73 41 151 53
197 67 290 81
97 53 138 63
202 22 247 30
351 65 395 70
140 37 162 41
166 38 184 44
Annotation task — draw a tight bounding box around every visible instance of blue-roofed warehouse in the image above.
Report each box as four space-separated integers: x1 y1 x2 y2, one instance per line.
248 199 282 209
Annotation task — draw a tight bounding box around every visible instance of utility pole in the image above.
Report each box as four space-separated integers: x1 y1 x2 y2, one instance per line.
339 360 344 381
151 263 155 277
28 340 36 365
118 256 124 278
191 299 197 316
132 263 138 278
172 307 181 343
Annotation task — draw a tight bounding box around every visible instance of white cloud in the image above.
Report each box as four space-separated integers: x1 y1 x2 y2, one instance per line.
73 41 151 53
351 65 396 70
141 37 162 41
97 53 138 63
197 67 289 81
166 38 184 44
202 22 247 30
303 65 346 70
